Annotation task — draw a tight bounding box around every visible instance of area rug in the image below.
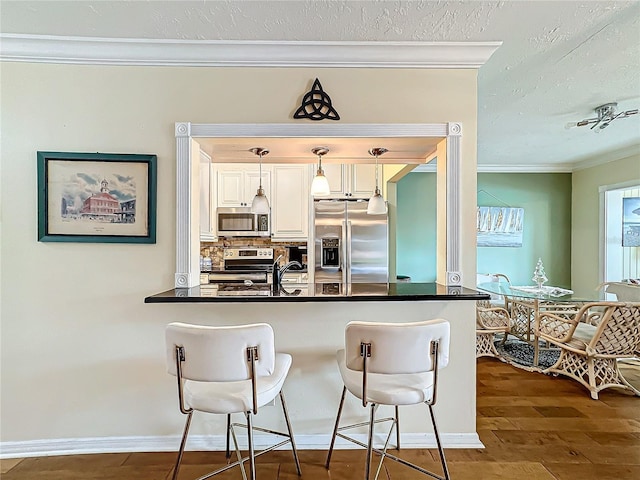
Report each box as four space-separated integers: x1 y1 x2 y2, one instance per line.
494 337 560 371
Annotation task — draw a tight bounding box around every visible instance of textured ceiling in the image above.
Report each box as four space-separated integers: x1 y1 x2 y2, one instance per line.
2 0 639 169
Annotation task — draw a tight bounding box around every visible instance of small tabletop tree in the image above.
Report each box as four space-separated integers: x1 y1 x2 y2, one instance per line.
532 257 548 290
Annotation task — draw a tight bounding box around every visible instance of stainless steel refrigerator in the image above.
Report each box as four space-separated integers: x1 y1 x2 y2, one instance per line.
314 200 388 284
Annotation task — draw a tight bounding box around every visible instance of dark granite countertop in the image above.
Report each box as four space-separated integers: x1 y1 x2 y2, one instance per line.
201 268 308 274
144 282 489 303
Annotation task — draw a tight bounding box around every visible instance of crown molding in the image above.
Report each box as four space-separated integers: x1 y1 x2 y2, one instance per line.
413 148 640 174
0 34 501 68
570 143 640 172
413 163 574 173
478 163 574 173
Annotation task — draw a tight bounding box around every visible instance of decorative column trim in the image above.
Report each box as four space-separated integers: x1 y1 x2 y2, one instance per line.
446 122 463 287
175 123 194 288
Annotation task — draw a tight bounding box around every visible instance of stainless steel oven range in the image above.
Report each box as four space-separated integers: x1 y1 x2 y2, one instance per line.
205 247 274 285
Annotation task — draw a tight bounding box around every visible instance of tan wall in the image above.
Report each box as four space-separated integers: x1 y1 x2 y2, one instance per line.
0 63 478 443
572 153 640 296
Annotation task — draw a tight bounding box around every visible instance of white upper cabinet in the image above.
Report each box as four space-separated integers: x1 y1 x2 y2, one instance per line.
350 164 378 198
321 163 347 198
271 165 311 240
216 164 271 207
320 164 377 198
199 149 217 241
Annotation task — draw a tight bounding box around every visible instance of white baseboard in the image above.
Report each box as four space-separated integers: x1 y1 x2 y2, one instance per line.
0 433 483 459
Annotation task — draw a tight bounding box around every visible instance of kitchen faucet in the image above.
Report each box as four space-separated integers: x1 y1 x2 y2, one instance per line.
272 255 302 292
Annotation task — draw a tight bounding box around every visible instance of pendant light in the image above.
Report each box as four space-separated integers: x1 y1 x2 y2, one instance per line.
367 147 388 215
249 147 270 214
310 147 331 197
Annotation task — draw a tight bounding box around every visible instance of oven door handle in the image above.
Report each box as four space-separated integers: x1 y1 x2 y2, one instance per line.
208 272 268 283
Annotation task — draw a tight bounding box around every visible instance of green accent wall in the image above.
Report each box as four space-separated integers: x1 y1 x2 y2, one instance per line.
396 172 437 282
477 173 572 287
397 172 572 287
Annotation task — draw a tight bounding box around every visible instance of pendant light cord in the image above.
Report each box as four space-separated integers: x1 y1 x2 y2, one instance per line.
374 154 379 192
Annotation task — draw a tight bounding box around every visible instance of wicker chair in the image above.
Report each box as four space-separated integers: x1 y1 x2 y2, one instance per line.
476 274 512 359
536 302 640 399
601 281 640 302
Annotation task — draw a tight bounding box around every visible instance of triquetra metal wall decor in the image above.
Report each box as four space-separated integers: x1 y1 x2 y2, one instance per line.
293 78 340 121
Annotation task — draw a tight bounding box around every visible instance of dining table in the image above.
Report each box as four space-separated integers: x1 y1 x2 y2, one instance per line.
476 282 600 367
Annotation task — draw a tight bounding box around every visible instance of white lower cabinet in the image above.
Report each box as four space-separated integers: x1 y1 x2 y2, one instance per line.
280 272 309 284
271 165 310 240
279 272 309 297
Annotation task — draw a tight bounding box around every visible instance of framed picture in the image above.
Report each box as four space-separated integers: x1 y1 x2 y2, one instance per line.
477 206 524 247
622 197 640 247
37 151 157 243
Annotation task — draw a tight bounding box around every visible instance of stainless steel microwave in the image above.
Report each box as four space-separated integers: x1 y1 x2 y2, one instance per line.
216 207 270 237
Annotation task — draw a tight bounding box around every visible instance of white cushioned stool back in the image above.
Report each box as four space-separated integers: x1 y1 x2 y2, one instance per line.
345 319 450 374
166 322 275 382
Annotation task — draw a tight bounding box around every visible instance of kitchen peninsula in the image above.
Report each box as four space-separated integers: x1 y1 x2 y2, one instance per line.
145 282 487 303
145 283 488 449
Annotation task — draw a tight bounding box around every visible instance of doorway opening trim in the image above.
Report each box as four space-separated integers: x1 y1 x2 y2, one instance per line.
175 122 462 289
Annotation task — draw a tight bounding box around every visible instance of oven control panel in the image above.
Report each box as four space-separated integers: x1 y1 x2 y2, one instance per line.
224 248 274 260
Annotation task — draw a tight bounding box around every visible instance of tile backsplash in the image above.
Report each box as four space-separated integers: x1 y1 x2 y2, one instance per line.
201 238 307 270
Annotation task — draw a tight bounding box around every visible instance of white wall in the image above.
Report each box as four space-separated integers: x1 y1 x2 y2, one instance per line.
0 63 478 448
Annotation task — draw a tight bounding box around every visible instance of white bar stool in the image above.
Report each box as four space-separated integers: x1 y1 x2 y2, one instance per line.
165 322 301 480
325 319 451 480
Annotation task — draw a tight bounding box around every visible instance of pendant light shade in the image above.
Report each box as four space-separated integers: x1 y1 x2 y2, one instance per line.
367 147 388 215
251 186 270 214
249 147 270 214
310 147 331 197
367 188 387 215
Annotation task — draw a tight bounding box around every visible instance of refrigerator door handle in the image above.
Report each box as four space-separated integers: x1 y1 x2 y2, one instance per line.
341 219 347 283
346 220 353 284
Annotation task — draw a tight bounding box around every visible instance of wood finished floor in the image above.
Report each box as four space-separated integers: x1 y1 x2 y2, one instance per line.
2 359 639 479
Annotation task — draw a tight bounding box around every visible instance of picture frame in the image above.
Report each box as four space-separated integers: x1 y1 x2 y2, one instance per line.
622 196 640 247
477 206 524 247
37 151 157 243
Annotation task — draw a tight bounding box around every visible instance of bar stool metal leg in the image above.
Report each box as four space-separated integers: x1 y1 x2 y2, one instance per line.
365 404 377 480
229 423 248 480
225 414 231 459
172 411 193 480
325 386 347 468
280 391 302 475
246 412 256 480
428 404 450 480
395 406 400 450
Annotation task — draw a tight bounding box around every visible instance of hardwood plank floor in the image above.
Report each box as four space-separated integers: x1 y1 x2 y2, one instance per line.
2 359 638 479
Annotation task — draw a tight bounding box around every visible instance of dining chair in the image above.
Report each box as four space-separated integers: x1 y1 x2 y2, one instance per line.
600 281 640 302
165 322 301 480
476 302 511 359
325 319 451 480
476 273 512 359
535 302 640 399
